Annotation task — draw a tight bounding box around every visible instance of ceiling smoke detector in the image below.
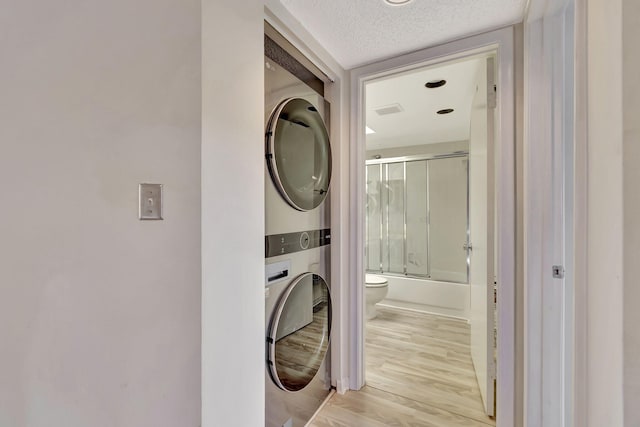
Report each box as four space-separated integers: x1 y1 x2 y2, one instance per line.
384 0 414 5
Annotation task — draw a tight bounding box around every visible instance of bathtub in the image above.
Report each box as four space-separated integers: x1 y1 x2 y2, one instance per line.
372 274 470 320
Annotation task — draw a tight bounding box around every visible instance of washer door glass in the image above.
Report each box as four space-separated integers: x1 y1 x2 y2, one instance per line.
266 98 332 211
268 273 331 392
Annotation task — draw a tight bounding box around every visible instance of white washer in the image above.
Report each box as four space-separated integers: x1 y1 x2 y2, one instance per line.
265 239 331 427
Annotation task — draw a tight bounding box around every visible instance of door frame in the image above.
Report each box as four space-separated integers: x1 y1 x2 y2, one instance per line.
349 26 516 426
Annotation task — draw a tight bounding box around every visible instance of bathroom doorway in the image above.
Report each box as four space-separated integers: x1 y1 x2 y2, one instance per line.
362 52 497 425
349 27 516 426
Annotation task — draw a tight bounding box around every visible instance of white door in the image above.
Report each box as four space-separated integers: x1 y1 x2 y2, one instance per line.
469 56 496 417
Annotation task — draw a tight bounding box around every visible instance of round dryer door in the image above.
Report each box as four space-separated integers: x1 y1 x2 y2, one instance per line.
266 97 332 211
267 272 331 392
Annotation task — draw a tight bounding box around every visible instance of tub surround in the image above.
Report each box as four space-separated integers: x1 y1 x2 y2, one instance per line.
371 274 470 320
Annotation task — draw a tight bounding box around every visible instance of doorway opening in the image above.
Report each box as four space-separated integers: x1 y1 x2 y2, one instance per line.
362 52 497 425
348 27 515 427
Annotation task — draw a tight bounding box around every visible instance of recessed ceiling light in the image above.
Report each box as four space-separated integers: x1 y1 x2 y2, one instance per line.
384 0 414 6
425 80 447 88
365 126 376 135
437 108 454 115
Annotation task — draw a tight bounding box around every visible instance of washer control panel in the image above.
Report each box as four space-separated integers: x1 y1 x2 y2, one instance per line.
265 228 330 258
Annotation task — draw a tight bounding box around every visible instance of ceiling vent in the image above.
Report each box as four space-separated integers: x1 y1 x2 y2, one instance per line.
374 103 404 116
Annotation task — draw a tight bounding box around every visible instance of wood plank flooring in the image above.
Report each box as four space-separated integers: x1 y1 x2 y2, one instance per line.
309 306 495 426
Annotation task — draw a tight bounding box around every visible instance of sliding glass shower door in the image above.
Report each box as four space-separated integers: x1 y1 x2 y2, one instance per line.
406 161 428 277
385 163 405 274
365 154 469 283
428 156 469 283
366 165 382 271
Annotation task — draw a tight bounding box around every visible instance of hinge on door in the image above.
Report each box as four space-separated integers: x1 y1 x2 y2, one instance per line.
488 84 497 109
552 265 565 279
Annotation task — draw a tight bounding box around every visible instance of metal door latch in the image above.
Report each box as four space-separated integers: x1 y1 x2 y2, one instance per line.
552 265 565 279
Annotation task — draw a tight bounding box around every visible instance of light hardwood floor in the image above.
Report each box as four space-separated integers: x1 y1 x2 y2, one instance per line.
309 306 495 426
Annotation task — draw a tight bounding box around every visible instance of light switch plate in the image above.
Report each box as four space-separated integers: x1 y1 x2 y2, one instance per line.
139 184 163 220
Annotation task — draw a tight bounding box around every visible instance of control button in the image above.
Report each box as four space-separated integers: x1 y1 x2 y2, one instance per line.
300 232 310 250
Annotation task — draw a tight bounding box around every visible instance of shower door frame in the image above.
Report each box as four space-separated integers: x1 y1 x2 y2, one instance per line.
365 153 470 283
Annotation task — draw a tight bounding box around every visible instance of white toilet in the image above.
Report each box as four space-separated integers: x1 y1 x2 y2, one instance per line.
365 274 389 320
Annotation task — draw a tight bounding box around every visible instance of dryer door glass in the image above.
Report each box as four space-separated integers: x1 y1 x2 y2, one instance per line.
268 273 331 392
266 98 332 211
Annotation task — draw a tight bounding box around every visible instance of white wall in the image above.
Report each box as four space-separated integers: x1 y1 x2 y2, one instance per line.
0 1 201 426
526 0 640 425
623 0 640 423
201 1 265 427
586 0 625 424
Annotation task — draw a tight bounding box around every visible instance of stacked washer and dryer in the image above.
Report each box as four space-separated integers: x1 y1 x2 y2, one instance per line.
264 33 333 427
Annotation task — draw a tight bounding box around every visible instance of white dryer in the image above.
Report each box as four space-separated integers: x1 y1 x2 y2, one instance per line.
264 58 331 237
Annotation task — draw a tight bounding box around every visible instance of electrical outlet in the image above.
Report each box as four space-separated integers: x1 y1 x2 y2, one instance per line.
139 184 163 220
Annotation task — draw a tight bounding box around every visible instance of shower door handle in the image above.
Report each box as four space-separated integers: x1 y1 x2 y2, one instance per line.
463 242 473 251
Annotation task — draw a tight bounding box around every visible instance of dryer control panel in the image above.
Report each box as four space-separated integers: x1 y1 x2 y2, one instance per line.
265 228 330 258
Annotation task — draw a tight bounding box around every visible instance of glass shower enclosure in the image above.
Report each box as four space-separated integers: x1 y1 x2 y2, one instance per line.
366 154 469 284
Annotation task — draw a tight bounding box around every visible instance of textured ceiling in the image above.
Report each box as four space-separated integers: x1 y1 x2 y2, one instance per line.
279 0 526 69
366 56 484 150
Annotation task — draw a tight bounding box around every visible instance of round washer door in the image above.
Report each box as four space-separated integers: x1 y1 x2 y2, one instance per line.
266 97 332 211
267 272 331 392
